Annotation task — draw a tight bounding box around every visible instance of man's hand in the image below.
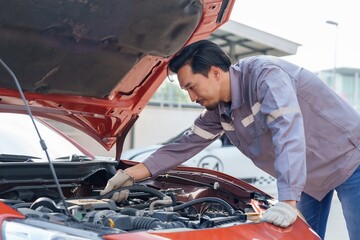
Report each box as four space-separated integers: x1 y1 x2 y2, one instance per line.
100 170 135 202
261 202 298 228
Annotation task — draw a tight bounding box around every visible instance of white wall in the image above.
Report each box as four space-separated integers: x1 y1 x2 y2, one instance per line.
131 106 203 148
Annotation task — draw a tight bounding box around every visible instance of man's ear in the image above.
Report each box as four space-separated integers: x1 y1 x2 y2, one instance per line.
210 66 221 80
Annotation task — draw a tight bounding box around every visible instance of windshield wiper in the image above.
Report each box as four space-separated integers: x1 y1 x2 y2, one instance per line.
0 154 41 162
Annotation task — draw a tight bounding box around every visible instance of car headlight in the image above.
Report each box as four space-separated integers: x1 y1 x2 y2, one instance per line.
2 220 101 240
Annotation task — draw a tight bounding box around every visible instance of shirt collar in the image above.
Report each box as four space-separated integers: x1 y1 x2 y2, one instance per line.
218 102 232 119
217 63 244 117
229 64 244 110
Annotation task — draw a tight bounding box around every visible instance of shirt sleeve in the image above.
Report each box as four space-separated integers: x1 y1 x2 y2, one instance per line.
256 65 307 201
143 109 224 177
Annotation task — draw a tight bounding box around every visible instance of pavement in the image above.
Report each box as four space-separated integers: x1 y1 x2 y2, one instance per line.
326 193 348 240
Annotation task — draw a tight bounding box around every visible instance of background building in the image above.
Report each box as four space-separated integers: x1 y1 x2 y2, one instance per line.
318 67 360 111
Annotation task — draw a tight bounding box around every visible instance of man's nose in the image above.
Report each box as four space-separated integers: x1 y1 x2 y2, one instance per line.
188 90 197 102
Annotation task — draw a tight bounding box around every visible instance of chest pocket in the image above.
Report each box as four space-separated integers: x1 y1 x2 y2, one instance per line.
220 122 239 145
239 102 268 142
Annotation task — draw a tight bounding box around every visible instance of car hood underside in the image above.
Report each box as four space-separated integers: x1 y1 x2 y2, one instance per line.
0 0 201 97
0 0 233 151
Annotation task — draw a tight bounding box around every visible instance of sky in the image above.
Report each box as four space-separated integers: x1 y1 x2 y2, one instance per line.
229 0 360 72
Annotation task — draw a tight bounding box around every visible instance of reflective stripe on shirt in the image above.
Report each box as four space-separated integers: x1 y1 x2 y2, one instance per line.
267 106 301 124
221 122 235 131
191 124 221 139
241 102 261 127
241 102 301 127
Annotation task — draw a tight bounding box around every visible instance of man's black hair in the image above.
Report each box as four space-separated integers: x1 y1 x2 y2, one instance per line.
169 40 231 77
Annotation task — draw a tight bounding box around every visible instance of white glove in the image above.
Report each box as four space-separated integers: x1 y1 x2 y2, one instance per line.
261 202 298 228
100 170 134 202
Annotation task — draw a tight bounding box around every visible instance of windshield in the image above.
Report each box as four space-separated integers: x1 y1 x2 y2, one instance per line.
0 113 88 161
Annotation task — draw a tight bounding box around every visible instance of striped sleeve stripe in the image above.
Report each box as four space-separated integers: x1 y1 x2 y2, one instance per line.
241 102 261 127
241 115 254 127
267 106 301 124
251 102 261 115
191 124 221 140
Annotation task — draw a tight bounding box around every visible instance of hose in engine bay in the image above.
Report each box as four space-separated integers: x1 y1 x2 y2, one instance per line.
164 197 235 216
97 184 176 205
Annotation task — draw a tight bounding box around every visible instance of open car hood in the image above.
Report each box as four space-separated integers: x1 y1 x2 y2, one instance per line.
0 0 234 151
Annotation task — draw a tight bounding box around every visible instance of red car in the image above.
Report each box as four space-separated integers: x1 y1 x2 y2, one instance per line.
0 1 320 239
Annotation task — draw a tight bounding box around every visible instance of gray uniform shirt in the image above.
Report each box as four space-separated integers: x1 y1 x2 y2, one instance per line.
143 55 360 201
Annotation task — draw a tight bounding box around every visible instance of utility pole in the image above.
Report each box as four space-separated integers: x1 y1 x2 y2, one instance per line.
326 20 339 84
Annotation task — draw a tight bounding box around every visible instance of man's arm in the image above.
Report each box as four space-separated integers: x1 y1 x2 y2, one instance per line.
142 111 224 177
101 110 223 200
257 65 307 202
124 163 151 181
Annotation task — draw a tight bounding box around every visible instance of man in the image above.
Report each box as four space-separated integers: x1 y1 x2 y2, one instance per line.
101 40 360 239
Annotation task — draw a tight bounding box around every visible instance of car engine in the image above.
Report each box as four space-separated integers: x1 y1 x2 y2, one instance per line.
0 161 273 235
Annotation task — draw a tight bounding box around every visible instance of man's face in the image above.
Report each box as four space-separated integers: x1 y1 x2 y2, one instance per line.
177 64 221 110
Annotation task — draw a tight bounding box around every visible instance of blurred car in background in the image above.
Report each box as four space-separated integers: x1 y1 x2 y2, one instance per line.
122 128 278 197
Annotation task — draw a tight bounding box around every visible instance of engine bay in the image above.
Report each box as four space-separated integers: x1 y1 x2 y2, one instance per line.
0 161 274 235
